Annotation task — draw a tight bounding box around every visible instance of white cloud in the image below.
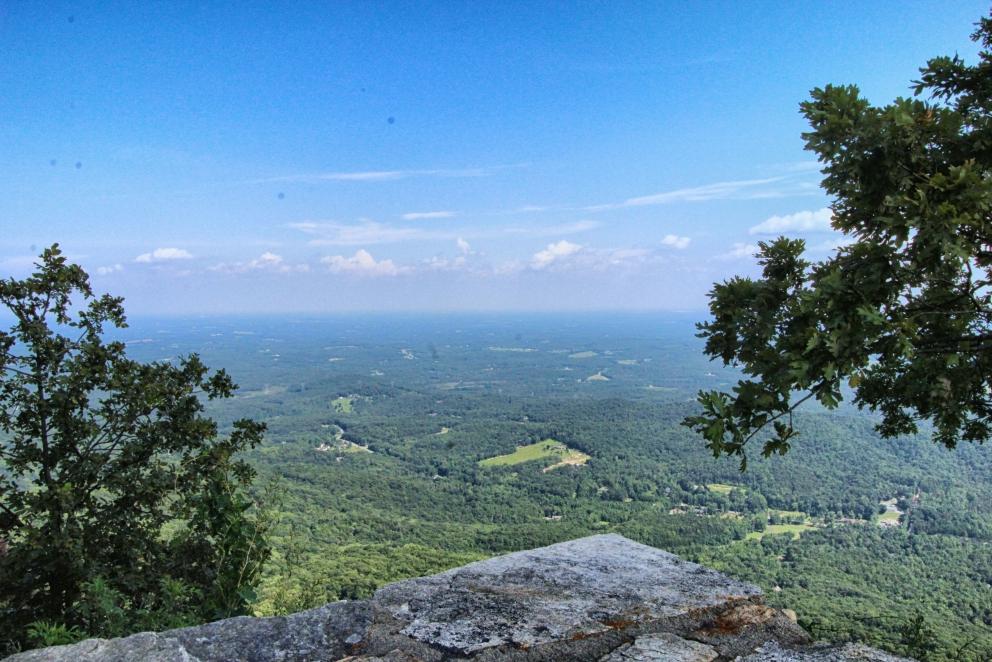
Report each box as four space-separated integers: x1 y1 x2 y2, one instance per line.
252 251 283 268
456 237 472 254
749 207 833 235
402 210 457 221
134 248 193 263
321 249 407 276
502 245 655 275
95 263 123 275
210 252 309 274
531 240 582 270
661 234 691 250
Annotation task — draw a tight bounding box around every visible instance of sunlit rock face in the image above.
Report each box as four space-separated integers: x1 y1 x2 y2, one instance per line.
5 534 911 661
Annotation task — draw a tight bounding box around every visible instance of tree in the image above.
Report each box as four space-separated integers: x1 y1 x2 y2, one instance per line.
900 611 939 661
684 15 992 468
0 246 269 648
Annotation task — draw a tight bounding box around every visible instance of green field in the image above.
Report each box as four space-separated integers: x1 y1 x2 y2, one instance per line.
745 523 816 541
331 396 354 413
770 509 807 519
879 510 901 524
479 439 590 470
569 351 598 359
707 483 737 494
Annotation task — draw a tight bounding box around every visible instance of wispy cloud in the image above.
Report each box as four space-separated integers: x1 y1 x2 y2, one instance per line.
585 177 788 211
402 210 457 221
257 166 501 184
290 220 443 246
722 243 760 260
456 237 472 255
135 247 193 263
582 247 654 271
749 207 833 235
661 234 691 250
423 255 468 272
503 220 600 237
321 249 407 276
290 218 599 246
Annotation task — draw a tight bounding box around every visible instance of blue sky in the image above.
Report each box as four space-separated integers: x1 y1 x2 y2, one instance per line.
1 1 986 313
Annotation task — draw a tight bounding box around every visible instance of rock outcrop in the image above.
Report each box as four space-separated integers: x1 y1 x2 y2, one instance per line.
5 534 910 661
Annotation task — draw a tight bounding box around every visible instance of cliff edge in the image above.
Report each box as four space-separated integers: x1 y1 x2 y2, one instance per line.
5 534 910 661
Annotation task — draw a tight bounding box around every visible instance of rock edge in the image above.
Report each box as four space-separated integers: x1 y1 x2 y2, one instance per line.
4 534 911 662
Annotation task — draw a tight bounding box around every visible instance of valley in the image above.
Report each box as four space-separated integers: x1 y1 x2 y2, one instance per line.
117 313 992 661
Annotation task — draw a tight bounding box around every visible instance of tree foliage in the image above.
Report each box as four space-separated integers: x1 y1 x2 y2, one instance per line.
684 16 992 467
0 246 269 649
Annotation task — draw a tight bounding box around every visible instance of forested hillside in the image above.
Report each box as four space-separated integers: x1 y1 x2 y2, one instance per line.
120 313 992 661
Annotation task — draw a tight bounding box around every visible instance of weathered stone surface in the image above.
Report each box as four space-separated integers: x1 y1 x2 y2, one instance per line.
736 640 914 661
688 603 810 659
3 535 912 662
600 633 718 661
372 534 762 656
172 600 371 661
2 633 194 662
5 600 371 662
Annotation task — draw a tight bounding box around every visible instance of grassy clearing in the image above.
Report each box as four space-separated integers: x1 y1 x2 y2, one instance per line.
770 509 806 519
707 483 737 494
616 359 638 365
745 523 815 541
542 450 592 472
332 396 354 413
479 439 590 471
568 351 598 359
879 510 901 524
